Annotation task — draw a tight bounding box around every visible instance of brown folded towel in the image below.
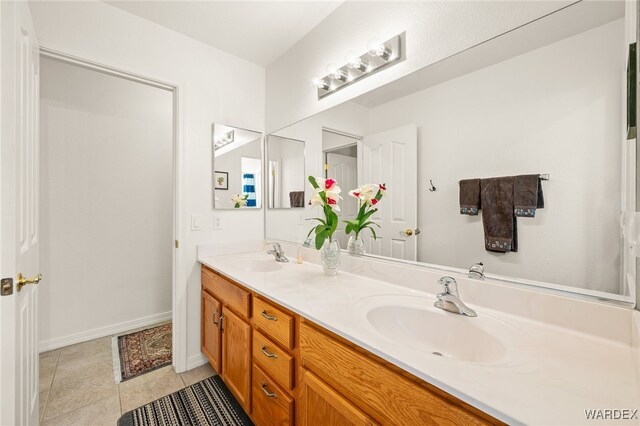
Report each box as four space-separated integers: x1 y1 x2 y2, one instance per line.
459 179 480 215
289 191 305 208
514 175 544 217
481 177 517 253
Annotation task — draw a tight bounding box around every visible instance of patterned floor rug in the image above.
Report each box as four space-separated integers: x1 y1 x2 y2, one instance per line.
113 323 172 382
118 375 253 426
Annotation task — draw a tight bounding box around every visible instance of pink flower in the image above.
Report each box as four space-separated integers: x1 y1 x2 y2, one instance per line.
324 178 337 190
326 196 341 211
369 198 378 206
348 190 361 199
378 184 387 195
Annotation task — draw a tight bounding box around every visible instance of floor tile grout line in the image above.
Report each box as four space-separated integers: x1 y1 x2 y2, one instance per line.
41 349 61 420
43 341 117 421
41 394 120 424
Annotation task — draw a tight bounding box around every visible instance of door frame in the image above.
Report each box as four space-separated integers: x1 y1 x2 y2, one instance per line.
37 47 188 372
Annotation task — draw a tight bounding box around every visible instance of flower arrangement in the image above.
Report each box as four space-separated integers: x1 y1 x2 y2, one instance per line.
231 194 249 208
307 176 342 249
344 183 387 239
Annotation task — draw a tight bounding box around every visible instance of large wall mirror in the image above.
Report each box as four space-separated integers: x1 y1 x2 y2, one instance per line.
212 124 263 209
266 1 637 301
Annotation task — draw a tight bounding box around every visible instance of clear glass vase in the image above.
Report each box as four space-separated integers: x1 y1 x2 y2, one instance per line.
321 239 341 276
347 235 365 256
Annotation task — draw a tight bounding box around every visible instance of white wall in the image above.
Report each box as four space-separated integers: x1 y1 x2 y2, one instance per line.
39 57 173 348
29 0 265 368
265 1 571 133
367 19 624 292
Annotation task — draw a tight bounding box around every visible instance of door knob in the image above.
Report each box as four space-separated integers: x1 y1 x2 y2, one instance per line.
403 229 413 236
16 273 42 292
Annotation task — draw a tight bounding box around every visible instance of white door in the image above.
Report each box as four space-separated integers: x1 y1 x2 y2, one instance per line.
362 124 418 261
326 152 357 249
0 1 41 425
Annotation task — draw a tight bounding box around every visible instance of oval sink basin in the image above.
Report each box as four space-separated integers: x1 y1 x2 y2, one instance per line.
356 295 510 363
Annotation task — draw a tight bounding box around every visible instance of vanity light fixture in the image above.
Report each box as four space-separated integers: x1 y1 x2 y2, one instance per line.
314 32 403 99
214 130 234 150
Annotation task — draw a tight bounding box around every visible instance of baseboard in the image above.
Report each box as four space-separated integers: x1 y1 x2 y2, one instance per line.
185 352 208 372
39 311 172 353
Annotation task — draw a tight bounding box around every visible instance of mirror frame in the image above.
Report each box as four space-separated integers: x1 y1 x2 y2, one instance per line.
211 123 264 211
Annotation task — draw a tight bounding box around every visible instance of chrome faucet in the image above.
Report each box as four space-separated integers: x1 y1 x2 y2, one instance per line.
267 242 289 263
434 276 477 317
468 262 485 280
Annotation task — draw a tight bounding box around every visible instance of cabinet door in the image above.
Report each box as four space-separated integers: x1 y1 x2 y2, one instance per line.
222 307 252 411
202 291 222 373
299 369 378 426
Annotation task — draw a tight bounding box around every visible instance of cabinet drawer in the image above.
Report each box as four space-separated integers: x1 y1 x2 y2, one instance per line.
202 266 250 319
252 297 294 350
252 364 293 426
253 330 294 391
300 322 496 426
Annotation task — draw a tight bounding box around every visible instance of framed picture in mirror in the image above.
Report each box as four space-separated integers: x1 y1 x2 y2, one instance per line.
214 171 228 190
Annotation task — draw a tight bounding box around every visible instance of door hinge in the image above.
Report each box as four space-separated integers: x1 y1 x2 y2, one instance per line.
175 240 179 249
1 278 13 296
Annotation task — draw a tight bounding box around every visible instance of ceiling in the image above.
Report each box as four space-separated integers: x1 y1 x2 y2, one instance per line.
105 1 344 66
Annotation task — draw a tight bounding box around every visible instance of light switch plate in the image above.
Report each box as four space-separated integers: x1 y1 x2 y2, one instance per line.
213 216 223 231
191 215 202 231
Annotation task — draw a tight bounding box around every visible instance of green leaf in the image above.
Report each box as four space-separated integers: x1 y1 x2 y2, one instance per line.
361 221 381 229
315 224 328 235
308 176 319 189
306 217 327 226
345 222 353 235
315 232 326 250
368 226 378 240
359 208 377 224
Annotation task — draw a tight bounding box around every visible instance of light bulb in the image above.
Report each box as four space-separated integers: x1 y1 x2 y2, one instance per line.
311 77 329 91
367 38 391 60
345 51 367 72
326 63 346 82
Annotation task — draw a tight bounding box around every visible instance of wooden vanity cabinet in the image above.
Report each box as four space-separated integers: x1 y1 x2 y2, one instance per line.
201 266 252 412
222 306 252 411
200 265 500 426
299 369 377 426
201 291 222 372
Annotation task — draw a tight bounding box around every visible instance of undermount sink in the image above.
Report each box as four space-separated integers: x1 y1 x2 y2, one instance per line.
356 295 510 363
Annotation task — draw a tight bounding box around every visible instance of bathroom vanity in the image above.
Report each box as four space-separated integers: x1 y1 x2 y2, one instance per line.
200 262 497 425
198 249 639 425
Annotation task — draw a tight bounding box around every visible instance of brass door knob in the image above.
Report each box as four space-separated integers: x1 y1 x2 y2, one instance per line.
17 273 42 292
404 229 413 236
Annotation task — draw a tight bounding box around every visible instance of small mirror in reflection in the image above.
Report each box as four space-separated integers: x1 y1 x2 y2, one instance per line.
212 124 262 209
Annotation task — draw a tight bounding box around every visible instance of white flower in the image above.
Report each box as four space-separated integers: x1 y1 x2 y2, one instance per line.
231 194 248 207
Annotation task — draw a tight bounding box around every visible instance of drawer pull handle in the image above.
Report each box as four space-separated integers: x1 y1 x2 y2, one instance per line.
261 310 278 321
212 308 218 325
261 383 277 398
261 346 278 359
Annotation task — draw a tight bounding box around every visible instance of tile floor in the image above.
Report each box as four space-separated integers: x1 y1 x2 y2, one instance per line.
39 336 216 425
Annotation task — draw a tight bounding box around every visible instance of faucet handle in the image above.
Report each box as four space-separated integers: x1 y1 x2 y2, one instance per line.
438 276 458 295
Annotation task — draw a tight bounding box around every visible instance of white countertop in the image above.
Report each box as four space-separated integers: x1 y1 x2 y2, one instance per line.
198 251 639 425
